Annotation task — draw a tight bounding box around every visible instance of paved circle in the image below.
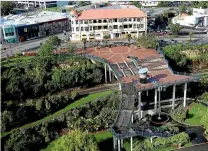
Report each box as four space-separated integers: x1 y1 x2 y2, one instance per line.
110 46 131 54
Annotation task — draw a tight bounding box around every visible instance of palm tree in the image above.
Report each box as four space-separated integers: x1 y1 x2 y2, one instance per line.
103 35 110 46
126 34 132 46
95 40 100 48
82 38 87 50
189 31 193 42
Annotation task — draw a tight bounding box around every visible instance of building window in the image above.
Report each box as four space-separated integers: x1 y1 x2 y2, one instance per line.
123 18 127 22
80 20 83 24
89 20 93 23
128 18 131 21
129 25 132 28
76 21 78 24
133 18 136 22
119 19 122 22
76 27 79 31
140 24 144 28
137 18 140 22
93 20 97 23
72 28 74 31
113 25 118 29
114 19 117 22
85 27 89 31
81 27 84 31
98 26 102 30
109 26 112 30
109 19 112 23
103 19 107 23
140 18 143 21
84 20 88 24
98 20 102 23
124 25 128 28
71 21 73 24
90 26 93 30
104 26 107 29
93 26 97 30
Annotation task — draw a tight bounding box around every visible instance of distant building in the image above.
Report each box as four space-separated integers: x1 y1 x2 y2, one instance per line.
0 11 70 44
139 1 159 7
172 7 208 27
17 1 57 9
70 7 147 41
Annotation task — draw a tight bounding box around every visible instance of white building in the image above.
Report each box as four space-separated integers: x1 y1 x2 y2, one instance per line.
17 1 57 9
139 1 159 7
172 7 208 27
70 8 147 41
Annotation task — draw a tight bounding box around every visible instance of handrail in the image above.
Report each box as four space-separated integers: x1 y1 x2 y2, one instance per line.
82 54 121 81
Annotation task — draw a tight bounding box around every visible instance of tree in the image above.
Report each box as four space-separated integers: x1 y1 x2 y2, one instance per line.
38 42 54 56
170 23 181 35
188 31 193 42
1 1 14 16
51 130 99 151
157 1 169 7
133 1 142 8
126 34 132 45
136 34 159 49
103 35 110 46
179 5 186 14
67 44 76 54
47 36 61 50
82 38 87 50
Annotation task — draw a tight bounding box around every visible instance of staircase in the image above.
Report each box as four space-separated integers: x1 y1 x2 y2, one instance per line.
114 82 135 128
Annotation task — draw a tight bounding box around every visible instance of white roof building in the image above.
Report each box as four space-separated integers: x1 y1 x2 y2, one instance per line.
172 7 208 27
1 11 71 27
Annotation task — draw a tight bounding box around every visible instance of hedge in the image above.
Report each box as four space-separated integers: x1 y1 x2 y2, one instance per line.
2 91 120 151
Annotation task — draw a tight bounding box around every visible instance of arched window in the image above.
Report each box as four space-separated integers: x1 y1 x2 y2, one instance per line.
93 20 97 23
103 19 107 23
98 20 102 23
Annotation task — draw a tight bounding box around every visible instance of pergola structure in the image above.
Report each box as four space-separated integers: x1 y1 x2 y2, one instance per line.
76 43 201 151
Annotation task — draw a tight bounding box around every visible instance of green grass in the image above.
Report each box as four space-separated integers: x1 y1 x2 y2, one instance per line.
185 103 208 125
1 56 34 67
41 130 113 151
95 131 113 143
1 90 113 138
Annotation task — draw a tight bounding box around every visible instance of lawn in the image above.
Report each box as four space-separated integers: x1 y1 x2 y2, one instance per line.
185 103 208 126
1 90 113 138
1 56 34 67
41 130 113 151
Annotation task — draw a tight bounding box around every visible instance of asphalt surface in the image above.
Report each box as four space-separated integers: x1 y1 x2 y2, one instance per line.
1 32 71 58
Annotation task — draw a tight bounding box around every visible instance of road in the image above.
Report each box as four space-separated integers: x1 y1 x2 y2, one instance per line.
1 32 71 58
1 32 207 58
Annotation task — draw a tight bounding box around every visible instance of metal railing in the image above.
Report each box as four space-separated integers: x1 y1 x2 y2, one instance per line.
82 54 121 81
112 124 178 139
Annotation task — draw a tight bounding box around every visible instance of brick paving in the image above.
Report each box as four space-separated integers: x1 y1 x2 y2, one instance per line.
74 45 194 88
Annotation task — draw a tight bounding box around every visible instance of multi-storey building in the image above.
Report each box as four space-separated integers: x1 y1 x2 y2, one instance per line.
0 11 70 44
172 7 208 27
70 8 147 41
17 1 57 8
139 1 159 7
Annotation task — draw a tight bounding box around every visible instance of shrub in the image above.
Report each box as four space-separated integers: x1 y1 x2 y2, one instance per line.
132 132 190 151
1 93 77 132
170 105 188 122
2 92 120 151
200 92 208 103
15 52 22 57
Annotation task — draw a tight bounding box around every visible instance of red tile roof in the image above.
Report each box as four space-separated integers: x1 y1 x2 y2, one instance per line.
76 8 147 20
